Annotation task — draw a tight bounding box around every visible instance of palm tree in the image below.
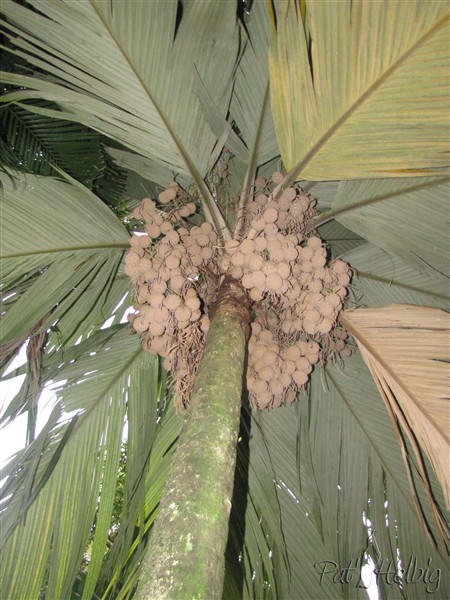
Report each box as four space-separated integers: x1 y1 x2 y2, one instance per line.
1 1 448 599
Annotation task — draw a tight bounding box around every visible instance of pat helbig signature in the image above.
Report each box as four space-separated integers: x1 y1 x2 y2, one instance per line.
314 556 441 594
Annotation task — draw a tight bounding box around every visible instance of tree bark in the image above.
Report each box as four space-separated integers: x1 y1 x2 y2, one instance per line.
136 277 250 600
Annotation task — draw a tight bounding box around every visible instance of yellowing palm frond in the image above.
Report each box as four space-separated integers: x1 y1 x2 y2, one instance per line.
269 0 449 181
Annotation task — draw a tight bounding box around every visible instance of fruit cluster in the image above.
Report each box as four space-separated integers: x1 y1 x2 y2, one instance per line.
220 177 352 408
247 323 321 409
124 188 218 405
125 175 353 410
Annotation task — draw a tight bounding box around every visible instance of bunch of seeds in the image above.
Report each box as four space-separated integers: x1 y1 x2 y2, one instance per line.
125 175 353 411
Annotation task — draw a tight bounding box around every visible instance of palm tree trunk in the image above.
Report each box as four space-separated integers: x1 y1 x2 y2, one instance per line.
136 276 250 600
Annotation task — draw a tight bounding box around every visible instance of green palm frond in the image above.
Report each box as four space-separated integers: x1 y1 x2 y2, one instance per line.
229 0 279 169
269 0 449 182
100 392 181 600
302 180 340 211
317 221 366 257
0 99 131 216
229 1 283 237
241 408 290 599
0 0 235 177
257 399 367 600
1 102 104 185
0 171 129 355
247 344 449 599
0 0 241 234
92 146 130 214
305 354 448 596
344 243 449 310
320 176 450 276
105 146 191 191
0 326 175 600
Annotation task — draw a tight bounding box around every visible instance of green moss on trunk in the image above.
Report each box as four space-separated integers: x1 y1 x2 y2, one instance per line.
136 277 250 600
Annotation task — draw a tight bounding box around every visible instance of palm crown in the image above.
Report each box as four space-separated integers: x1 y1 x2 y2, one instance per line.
0 1 448 599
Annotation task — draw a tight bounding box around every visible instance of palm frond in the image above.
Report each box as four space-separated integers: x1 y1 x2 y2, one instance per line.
92 145 130 214
241 408 291 598
302 180 340 211
231 1 282 238
269 0 449 181
317 221 366 257
0 171 129 353
319 176 450 276
192 67 249 165
0 102 104 185
305 354 449 596
230 1 279 168
100 390 181 599
0 326 176 599
253 404 352 599
124 170 160 212
105 146 190 191
0 0 240 234
341 305 450 512
344 243 449 310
